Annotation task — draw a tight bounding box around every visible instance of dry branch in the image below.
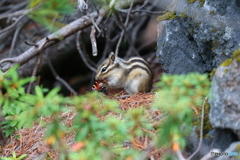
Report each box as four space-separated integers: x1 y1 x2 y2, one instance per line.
0 8 109 72
76 31 97 72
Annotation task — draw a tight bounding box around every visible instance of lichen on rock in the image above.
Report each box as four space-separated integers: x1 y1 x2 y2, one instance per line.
156 0 240 74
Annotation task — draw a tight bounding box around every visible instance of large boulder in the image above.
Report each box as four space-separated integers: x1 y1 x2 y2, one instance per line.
156 0 240 158
210 50 240 138
156 0 240 74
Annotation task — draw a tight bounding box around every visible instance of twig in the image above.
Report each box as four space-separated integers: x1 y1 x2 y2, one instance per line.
0 8 109 72
150 155 155 160
0 8 32 20
115 0 135 57
0 15 29 44
0 15 25 35
9 24 28 57
176 150 186 160
25 41 39 47
117 8 163 14
88 0 117 57
89 9 106 56
27 52 42 94
0 4 39 20
1 1 28 15
26 38 57 93
0 0 7 7
46 50 77 96
90 25 98 56
87 12 101 33
114 11 139 58
76 31 97 72
187 97 207 160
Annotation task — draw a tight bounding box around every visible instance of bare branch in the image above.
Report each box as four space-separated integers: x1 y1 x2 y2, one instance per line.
90 26 98 56
0 9 32 20
0 15 29 43
9 24 27 57
25 41 39 47
115 0 134 57
89 9 106 56
87 12 101 33
76 31 97 72
0 2 40 20
0 0 7 7
26 37 57 93
27 52 42 94
0 8 109 72
187 97 207 160
176 150 186 160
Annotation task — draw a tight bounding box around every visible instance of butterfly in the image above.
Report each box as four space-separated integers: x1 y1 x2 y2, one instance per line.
92 79 108 92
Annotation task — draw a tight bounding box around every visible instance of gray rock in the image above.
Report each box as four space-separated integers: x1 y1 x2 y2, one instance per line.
156 0 240 74
216 141 240 160
156 0 240 156
186 128 238 159
210 57 240 138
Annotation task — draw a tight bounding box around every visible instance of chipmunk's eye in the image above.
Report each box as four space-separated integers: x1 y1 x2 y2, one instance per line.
101 67 107 72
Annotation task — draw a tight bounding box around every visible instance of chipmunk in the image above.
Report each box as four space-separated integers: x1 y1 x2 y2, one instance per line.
94 52 153 94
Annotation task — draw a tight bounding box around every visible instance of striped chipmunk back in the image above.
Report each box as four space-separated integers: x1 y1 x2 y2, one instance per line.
95 52 153 94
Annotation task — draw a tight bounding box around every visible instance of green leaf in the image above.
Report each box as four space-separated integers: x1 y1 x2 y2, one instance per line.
35 86 44 99
45 87 61 99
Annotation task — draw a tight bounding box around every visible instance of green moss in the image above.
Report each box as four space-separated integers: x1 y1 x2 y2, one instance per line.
221 58 233 67
224 69 229 73
211 29 217 33
180 10 187 18
187 0 205 7
210 40 221 51
195 22 200 28
209 69 216 79
209 11 217 15
192 101 213 137
236 144 240 151
218 48 240 68
157 11 176 21
232 48 240 61
202 102 213 133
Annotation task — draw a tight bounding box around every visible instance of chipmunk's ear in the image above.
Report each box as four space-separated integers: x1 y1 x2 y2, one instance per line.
109 52 115 62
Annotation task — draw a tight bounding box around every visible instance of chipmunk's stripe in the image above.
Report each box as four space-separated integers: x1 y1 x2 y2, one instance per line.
125 64 152 78
129 58 150 68
119 57 152 77
129 59 152 75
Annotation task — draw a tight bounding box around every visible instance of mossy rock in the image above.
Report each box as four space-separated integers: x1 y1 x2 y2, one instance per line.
220 48 240 67
157 12 176 21
232 49 240 61
220 58 233 67
187 0 205 7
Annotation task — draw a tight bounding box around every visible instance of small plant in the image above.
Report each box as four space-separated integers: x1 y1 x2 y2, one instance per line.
153 73 210 158
0 66 154 159
27 0 75 31
1 151 27 160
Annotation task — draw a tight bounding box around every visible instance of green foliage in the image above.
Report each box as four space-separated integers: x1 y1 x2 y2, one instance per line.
157 11 176 21
27 0 75 31
0 67 152 160
1 151 27 160
0 67 211 159
153 73 210 149
0 65 34 136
